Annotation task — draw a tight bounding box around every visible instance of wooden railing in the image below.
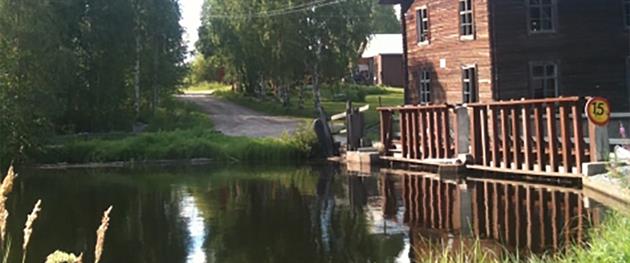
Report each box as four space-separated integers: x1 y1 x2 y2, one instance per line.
378 96 607 177
468 97 587 176
378 104 455 160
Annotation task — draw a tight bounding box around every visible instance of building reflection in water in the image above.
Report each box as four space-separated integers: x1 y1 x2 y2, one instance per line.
373 170 607 259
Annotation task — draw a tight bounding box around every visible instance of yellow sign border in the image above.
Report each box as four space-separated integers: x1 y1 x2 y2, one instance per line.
585 97 611 126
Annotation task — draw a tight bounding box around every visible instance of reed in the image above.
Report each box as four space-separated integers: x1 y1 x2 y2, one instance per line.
21 199 42 263
94 206 112 263
0 164 15 245
45 251 83 263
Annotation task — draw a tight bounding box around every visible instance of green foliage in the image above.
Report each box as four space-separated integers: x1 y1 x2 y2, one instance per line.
323 83 390 102
181 81 231 94
144 99 214 132
34 128 317 164
531 212 630 263
198 0 374 98
371 2 401 34
0 0 186 163
188 55 223 84
408 212 630 263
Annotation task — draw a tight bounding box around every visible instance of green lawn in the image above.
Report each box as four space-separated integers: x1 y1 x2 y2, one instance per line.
184 82 404 138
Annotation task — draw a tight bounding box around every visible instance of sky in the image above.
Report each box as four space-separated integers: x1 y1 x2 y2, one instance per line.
179 1 401 57
180 0 204 57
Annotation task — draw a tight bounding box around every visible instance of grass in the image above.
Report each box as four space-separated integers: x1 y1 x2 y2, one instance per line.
533 212 630 263
35 127 318 164
188 82 405 138
411 212 630 263
34 96 319 165
180 81 231 94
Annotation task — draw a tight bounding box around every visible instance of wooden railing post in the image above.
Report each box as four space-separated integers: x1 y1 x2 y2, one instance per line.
588 121 609 162
470 106 482 164
379 110 392 156
455 106 470 155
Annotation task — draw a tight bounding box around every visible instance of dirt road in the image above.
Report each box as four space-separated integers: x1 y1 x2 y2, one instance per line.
176 94 302 138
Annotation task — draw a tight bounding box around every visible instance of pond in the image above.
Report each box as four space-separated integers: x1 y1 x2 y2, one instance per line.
4 164 608 262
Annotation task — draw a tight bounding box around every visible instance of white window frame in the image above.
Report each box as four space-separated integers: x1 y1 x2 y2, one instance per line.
529 62 559 98
418 70 432 104
459 0 475 40
526 0 557 34
416 6 430 45
462 65 478 103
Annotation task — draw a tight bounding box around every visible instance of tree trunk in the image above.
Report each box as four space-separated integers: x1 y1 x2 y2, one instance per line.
134 32 141 119
298 82 305 110
151 43 159 115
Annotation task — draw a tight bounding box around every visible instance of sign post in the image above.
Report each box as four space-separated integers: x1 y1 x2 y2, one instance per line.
585 97 611 164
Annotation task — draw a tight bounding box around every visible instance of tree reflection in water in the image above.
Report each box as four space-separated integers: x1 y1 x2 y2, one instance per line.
6 165 411 263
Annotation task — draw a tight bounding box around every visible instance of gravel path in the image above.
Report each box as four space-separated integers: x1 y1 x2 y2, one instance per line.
176 94 302 138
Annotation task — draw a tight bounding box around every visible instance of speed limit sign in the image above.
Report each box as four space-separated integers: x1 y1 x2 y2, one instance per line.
585 97 611 126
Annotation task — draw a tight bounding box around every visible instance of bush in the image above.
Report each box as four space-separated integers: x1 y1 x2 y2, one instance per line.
323 83 390 102
33 125 320 164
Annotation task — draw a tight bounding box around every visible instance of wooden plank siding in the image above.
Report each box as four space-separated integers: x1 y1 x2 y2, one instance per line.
405 0 493 105
400 0 630 111
490 0 630 111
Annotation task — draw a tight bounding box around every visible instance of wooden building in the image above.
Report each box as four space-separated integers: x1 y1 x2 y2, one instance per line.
359 34 405 87
380 0 630 111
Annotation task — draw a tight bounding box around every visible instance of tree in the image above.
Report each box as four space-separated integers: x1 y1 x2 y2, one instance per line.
0 0 186 163
198 0 375 114
371 2 400 34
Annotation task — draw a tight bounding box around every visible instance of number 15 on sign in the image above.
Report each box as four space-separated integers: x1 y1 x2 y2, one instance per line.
585 97 611 126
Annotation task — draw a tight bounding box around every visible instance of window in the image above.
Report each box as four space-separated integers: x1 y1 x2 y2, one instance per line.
418 70 431 104
528 0 556 33
459 0 474 38
530 62 558 98
416 7 429 44
625 0 630 27
462 66 477 103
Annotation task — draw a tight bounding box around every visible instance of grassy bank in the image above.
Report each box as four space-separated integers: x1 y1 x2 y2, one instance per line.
35 128 317 164
33 98 318 164
183 82 404 137
414 212 630 263
535 212 630 263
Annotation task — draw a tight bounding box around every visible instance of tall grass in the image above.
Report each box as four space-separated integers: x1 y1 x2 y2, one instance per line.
0 165 113 263
409 212 630 263
532 212 630 263
35 126 319 165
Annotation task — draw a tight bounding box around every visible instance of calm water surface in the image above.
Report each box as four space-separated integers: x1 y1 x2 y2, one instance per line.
5 165 607 262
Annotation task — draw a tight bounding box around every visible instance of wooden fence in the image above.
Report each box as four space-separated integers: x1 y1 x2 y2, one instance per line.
378 97 604 177
379 104 454 160
468 97 587 176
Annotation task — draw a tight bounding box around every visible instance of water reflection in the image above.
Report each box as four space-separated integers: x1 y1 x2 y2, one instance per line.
386 171 607 259
3 165 608 262
179 193 206 263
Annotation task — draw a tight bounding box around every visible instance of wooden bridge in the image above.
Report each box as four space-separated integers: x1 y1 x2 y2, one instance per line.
378 97 609 179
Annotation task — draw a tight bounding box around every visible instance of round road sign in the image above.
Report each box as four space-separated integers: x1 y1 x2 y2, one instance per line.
585 97 611 126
